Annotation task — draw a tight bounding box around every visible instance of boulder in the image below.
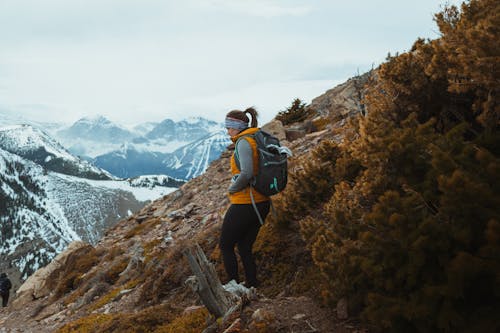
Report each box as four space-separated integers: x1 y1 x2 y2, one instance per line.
285 129 306 142
261 120 286 141
12 241 90 309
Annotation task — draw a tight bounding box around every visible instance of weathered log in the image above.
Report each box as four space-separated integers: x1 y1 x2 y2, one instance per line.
183 244 238 318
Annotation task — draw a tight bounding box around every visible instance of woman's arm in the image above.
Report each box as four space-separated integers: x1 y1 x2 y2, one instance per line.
228 139 254 193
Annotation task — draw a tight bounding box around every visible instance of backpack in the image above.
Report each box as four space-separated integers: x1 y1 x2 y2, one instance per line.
235 130 291 197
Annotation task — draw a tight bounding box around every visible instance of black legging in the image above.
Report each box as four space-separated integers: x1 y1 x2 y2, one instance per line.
220 201 270 287
1 292 9 307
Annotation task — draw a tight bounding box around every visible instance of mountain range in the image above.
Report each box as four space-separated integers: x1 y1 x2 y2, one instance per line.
0 113 231 288
52 115 231 180
0 123 180 287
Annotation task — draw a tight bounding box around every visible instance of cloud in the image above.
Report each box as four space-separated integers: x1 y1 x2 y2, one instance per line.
0 0 465 126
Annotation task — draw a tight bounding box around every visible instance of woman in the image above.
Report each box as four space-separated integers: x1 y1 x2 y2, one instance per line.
220 107 270 288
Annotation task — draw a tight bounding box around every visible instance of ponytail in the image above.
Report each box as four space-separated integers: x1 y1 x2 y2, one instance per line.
244 107 259 128
226 107 259 128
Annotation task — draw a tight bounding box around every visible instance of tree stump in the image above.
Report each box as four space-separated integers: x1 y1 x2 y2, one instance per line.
183 244 239 318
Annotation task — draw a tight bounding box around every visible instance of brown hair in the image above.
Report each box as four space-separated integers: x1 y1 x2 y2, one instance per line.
226 107 259 128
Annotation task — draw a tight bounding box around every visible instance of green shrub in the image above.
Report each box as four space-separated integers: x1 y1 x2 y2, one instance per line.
276 98 314 125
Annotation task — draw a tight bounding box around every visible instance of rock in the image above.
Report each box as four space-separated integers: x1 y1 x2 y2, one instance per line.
336 298 348 320
34 302 64 321
183 305 205 315
292 313 307 320
249 308 277 332
251 308 274 322
285 129 306 141
12 241 90 310
310 72 371 119
261 120 286 141
135 215 149 224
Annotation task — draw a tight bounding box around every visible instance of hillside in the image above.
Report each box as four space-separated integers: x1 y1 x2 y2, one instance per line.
0 69 367 333
0 125 179 294
1 1 498 332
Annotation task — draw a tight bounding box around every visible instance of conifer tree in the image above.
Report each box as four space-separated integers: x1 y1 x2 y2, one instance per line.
276 98 314 125
290 0 500 331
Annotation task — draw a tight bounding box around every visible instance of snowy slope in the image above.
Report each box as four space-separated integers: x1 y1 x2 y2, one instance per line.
0 148 79 279
163 129 231 179
0 146 177 281
0 125 112 180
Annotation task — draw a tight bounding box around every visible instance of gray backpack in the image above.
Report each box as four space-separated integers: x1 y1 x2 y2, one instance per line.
235 130 292 224
235 130 290 196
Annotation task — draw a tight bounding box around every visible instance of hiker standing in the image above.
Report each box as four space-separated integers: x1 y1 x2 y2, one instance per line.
0 273 12 307
219 107 270 288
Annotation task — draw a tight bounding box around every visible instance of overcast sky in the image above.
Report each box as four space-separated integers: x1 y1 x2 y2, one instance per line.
0 0 462 126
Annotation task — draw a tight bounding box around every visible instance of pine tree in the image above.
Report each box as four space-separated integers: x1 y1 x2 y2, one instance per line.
276 98 314 125
292 1 500 331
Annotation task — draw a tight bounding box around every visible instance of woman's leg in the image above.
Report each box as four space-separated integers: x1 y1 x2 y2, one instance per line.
220 205 243 283
237 201 270 287
237 224 260 287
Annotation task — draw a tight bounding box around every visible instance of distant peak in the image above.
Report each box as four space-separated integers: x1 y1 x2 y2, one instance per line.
183 116 203 124
77 115 111 124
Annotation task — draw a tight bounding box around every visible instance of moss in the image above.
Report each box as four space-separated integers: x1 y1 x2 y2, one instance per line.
312 116 331 131
89 280 139 312
63 287 86 306
124 218 161 239
52 246 100 300
56 314 114 333
102 245 125 262
103 258 129 284
154 308 209 333
89 287 122 312
143 238 162 264
58 306 174 332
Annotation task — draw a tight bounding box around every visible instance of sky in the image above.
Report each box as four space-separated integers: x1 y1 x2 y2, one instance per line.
0 0 463 126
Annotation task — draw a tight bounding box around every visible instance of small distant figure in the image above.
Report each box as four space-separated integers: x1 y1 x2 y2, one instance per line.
0 272 12 307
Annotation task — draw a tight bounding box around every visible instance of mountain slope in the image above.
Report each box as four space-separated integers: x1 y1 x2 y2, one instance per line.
0 126 179 290
92 144 167 178
162 129 231 179
0 125 112 180
94 129 231 180
57 116 136 143
2 2 497 331
0 146 176 287
0 148 79 280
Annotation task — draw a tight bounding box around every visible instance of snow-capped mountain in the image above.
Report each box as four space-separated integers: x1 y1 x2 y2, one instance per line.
132 121 159 135
0 125 112 180
94 129 231 180
145 117 220 141
58 115 136 142
163 129 231 179
87 117 230 180
0 148 78 280
55 116 138 159
2 112 231 181
93 143 168 178
128 174 186 189
0 126 179 284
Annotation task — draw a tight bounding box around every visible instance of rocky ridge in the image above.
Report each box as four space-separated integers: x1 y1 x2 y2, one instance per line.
0 74 370 332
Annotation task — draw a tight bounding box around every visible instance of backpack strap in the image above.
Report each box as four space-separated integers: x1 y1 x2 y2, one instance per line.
249 187 265 225
236 134 270 225
234 134 254 171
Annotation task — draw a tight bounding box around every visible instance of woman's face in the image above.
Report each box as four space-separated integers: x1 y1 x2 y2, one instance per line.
227 127 239 137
